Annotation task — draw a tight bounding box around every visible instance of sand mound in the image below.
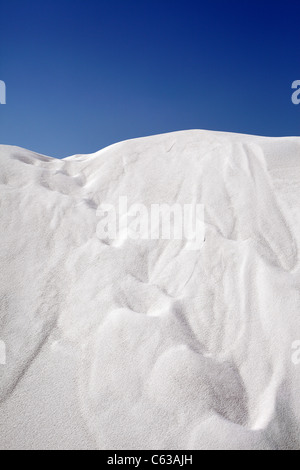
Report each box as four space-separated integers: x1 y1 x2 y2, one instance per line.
0 130 299 450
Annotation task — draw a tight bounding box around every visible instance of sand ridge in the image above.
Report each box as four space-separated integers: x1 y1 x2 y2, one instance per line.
0 130 299 449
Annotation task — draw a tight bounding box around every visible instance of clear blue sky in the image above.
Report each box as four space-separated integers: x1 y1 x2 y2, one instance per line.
0 0 299 158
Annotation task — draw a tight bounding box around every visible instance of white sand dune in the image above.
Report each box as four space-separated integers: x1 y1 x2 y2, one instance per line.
0 130 299 450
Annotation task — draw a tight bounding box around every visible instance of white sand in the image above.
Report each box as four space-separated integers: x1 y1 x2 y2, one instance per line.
0 130 299 450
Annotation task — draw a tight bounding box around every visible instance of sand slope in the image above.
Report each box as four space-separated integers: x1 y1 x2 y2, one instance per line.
0 130 299 450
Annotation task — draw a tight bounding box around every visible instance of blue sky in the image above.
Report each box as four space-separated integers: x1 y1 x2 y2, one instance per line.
0 0 299 158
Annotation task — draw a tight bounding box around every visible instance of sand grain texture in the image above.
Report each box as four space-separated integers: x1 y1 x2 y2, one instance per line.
0 130 299 450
